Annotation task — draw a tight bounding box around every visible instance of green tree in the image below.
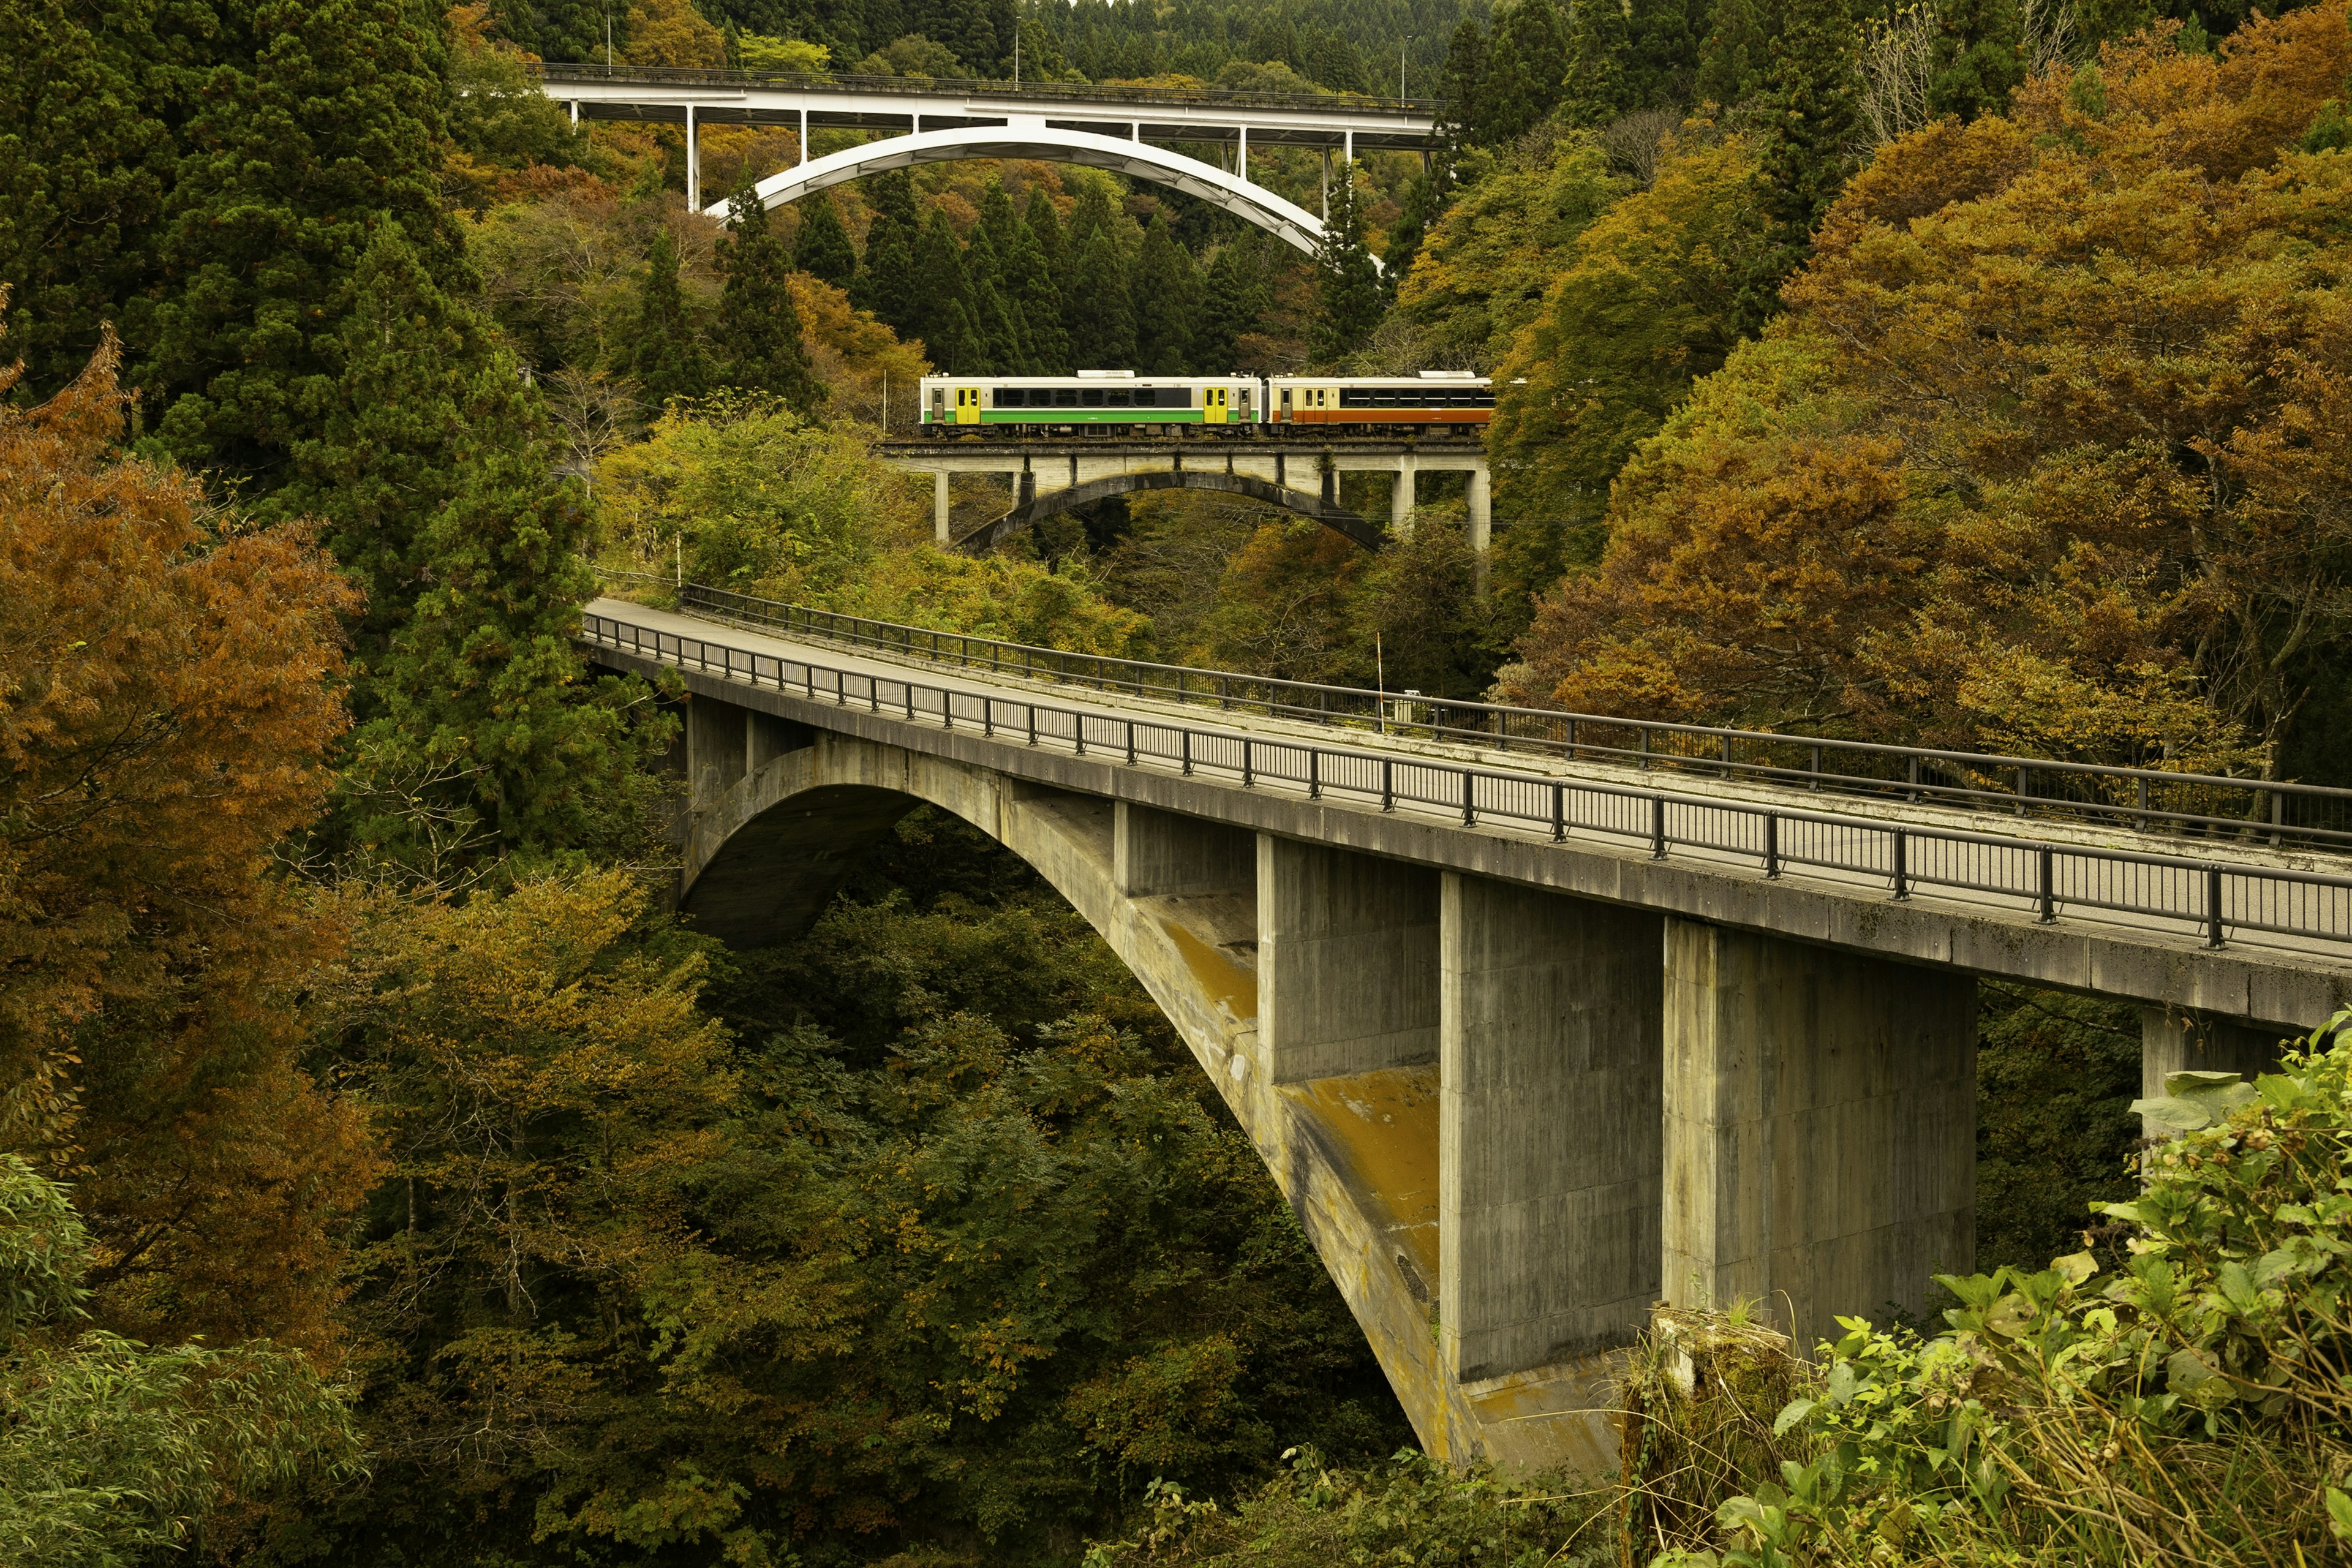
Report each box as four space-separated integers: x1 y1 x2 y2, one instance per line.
1626 0 1702 108
1929 0 2030 121
138 0 464 491
268 223 496 686
851 169 922 336
355 363 672 862
0 0 180 401
1695 0 1773 107
715 183 824 413
964 222 1027 372
1131 213 1201 374
1438 16 1490 145
791 190 858 288
1312 173 1387 363
1751 0 1862 288
1008 214 1070 373
913 208 984 371
1483 0 1570 141
1559 0 1632 126
630 229 714 410
1066 222 1136 370
1198 239 1272 372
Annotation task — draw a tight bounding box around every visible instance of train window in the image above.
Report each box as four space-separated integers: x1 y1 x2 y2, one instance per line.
1106 389 1131 407
1280 388 1292 409
1055 388 1077 407
1133 388 1158 408
1082 388 1104 407
931 387 945 410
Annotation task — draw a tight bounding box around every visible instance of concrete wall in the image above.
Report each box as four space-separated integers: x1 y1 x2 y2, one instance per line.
1259 835 1440 1082
1660 919 1976 1351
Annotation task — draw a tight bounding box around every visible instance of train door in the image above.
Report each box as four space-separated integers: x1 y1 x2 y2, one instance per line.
929 385 946 424
955 386 981 425
1204 386 1229 424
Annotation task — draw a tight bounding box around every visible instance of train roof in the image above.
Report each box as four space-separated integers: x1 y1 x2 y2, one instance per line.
1267 372 1490 385
917 372 1253 383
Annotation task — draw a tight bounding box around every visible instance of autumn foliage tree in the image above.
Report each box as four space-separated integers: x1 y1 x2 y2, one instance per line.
1503 3 2352 777
0 322 379 1356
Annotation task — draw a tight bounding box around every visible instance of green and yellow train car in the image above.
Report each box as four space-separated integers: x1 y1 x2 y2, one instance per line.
918 371 1261 431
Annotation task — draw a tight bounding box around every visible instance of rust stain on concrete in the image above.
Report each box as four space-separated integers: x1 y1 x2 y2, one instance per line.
1164 919 1259 1021
1283 1066 1441 1283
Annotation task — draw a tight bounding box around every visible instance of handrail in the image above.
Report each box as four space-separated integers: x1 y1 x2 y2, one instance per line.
578 608 2352 956
612 576 2352 853
533 62 1443 117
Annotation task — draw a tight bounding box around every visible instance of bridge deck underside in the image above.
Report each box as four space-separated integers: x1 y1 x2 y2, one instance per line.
586 597 2352 1020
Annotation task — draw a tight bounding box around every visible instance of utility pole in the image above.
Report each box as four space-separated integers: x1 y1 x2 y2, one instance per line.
1014 27 1020 85
1400 37 1411 99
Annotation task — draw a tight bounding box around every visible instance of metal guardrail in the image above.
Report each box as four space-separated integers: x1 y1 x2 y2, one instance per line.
630 579 2352 853
534 62 1442 117
581 608 2352 954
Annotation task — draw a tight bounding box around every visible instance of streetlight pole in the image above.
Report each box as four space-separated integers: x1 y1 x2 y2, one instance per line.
1400 36 1412 99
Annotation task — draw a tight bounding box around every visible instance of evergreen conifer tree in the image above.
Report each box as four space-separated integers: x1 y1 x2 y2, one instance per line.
1383 169 1447 301
793 192 858 289
1197 239 1270 372
1023 184 1067 277
358 359 667 864
1483 0 1570 142
851 170 922 335
1129 214 1200 374
979 181 1023 264
1065 224 1136 369
1626 0 1700 109
1311 173 1383 363
275 222 492 687
630 230 713 410
140 0 464 489
1927 0 2027 121
913 208 982 369
1559 0 1632 127
1695 0 1773 107
964 224 1028 372
715 183 824 413
1438 17 1491 146
1008 218 1070 372
1752 0 1860 286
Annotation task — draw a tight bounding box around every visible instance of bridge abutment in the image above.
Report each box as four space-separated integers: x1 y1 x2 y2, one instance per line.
1660 920 1977 1352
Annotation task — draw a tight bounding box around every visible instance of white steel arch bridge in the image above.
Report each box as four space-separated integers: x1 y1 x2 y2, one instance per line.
535 64 1441 257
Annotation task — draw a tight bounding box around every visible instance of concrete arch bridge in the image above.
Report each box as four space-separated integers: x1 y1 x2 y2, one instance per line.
537 65 1439 257
579 593 2352 1474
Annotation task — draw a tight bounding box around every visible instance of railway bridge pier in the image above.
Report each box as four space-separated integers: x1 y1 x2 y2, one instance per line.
874 435 1493 550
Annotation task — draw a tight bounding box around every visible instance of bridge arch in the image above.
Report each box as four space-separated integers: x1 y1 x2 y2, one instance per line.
717 124 1335 260
956 470 1382 552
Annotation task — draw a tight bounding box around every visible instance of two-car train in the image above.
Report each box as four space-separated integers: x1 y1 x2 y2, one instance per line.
917 369 1494 434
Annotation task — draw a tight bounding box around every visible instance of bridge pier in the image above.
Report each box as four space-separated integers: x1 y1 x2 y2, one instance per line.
1439 878 1661 1468
2139 1008 2296 1136
933 471 951 545
1391 455 1417 537
1660 921 1977 1352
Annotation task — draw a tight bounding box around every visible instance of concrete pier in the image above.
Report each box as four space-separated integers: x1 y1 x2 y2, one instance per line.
1259 837 1439 1082
1660 920 1976 1351
2140 1008 2299 1134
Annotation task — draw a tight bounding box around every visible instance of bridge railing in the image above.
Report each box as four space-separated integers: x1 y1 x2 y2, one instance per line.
579 608 2352 955
648 579 2352 853
533 62 1441 116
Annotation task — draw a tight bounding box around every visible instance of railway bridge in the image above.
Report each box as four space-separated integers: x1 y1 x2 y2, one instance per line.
578 586 2352 1474
873 434 1492 548
535 64 1438 253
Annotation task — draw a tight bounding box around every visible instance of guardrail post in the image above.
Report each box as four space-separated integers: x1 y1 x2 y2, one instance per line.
1027 706 1038 745
1650 795 1665 858
1906 755 1920 802
1242 739 1254 788
1181 731 1192 775
981 696 993 737
835 670 846 706
1810 745 1822 790
1126 720 1136 767
1891 828 1909 899
2136 776 2149 833
2036 846 2055 922
1551 782 1565 841
1381 758 1394 812
940 689 952 730
1308 749 1321 800
1072 714 1084 755
1461 769 1475 826
2206 865 2225 948
2017 766 2029 815
1639 728 1651 770
1763 814 1780 879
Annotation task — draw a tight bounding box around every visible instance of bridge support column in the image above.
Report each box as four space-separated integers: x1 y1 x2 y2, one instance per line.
1391 456 1417 537
934 470 951 545
1441 878 1660 1464
685 104 699 214
1660 921 1975 1352
1467 466 1491 554
2140 1009 2295 1136
1259 837 1438 1082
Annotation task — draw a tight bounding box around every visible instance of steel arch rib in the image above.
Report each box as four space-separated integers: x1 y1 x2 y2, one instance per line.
710 124 1333 260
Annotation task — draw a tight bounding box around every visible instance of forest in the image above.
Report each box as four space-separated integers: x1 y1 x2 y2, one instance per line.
4 0 2352 1559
